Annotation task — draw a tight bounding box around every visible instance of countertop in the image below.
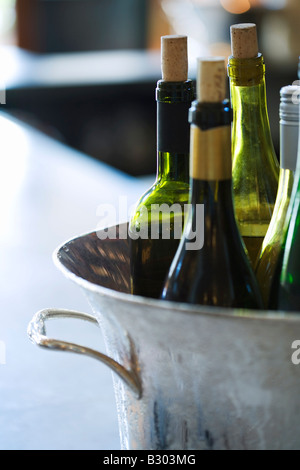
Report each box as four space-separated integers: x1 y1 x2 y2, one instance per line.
0 111 153 450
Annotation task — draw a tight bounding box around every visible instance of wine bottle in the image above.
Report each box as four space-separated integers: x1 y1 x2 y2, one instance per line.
255 85 299 308
276 166 300 312
129 35 195 298
228 24 279 267
274 68 300 312
161 57 263 309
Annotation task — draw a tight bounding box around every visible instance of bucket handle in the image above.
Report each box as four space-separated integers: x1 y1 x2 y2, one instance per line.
27 308 142 398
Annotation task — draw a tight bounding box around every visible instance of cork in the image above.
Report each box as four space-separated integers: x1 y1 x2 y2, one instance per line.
161 35 188 82
197 57 226 103
230 23 258 59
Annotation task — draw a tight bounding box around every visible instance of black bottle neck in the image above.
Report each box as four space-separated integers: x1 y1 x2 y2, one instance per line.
156 80 194 183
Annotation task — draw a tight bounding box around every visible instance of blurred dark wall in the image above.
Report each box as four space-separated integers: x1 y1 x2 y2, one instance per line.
6 76 158 176
10 2 299 176
16 0 148 53
11 0 157 176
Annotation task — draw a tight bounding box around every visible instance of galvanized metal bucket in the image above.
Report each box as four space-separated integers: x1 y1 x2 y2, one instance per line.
28 223 300 450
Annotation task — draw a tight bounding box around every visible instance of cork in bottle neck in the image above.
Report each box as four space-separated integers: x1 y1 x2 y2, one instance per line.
161 35 188 82
190 57 232 181
196 57 226 103
230 23 259 59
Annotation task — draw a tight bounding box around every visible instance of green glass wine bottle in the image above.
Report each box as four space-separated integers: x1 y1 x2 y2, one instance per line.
129 35 195 298
274 69 300 312
255 85 300 308
161 57 263 309
276 168 300 312
228 24 279 267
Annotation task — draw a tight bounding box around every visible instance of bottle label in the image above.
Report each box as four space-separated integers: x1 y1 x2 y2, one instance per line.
190 125 232 180
157 101 191 154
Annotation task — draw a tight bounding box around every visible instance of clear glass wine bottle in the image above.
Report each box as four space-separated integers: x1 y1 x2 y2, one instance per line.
228 24 279 267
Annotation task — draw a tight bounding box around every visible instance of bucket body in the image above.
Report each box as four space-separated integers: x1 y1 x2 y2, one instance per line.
29 224 300 450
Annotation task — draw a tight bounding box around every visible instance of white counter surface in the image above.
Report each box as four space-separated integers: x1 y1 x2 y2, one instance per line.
0 111 153 450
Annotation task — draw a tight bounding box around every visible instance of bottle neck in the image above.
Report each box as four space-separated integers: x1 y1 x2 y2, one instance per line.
190 123 232 184
189 130 233 216
273 118 299 223
187 100 233 213
280 119 299 172
156 79 194 183
188 99 233 187
228 54 275 159
277 84 300 233
279 86 300 172
272 104 299 214
157 151 189 182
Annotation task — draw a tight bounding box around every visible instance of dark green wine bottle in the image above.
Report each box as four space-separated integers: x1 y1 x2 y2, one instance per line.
129 35 195 298
269 60 300 312
161 57 263 309
276 171 300 312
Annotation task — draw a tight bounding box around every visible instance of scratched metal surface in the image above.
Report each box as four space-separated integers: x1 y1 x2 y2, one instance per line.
51 224 300 450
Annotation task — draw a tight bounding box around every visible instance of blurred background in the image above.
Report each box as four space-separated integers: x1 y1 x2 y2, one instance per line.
1 0 300 176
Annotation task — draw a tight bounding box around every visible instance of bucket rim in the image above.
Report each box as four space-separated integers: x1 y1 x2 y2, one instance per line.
52 226 300 324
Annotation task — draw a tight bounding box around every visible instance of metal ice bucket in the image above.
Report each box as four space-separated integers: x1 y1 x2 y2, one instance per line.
28 223 300 450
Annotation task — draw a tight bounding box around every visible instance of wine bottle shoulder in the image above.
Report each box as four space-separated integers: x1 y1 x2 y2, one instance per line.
162 226 263 309
132 180 190 210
